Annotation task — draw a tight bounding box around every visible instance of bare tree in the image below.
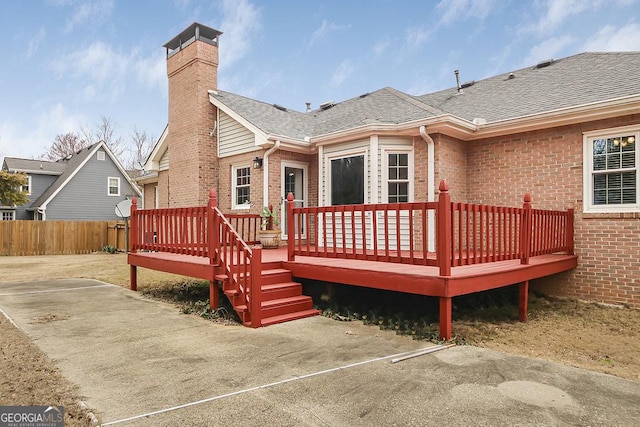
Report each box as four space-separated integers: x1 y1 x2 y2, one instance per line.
127 127 154 171
40 132 86 161
81 116 125 159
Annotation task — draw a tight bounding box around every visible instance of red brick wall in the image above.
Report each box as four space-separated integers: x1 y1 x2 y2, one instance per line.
166 40 219 207
218 151 264 214
434 133 467 201
142 184 155 209
466 114 640 308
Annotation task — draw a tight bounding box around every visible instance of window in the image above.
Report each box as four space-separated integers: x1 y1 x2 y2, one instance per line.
1 211 15 221
331 155 364 205
108 177 120 196
97 151 106 161
584 126 639 212
232 165 251 209
387 153 409 202
20 175 32 195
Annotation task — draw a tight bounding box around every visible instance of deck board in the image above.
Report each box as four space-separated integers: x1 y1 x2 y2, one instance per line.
128 248 577 298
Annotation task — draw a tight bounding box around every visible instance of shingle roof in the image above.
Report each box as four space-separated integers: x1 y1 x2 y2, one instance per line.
2 158 67 175
211 52 640 140
30 143 100 208
417 52 640 123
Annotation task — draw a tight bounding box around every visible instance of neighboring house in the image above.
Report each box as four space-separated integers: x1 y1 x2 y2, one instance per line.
2 141 142 220
139 22 640 309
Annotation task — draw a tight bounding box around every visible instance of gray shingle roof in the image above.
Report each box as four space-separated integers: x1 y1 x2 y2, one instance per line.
212 52 640 140
30 143 100 208
2 158 67 175
417 52 640 123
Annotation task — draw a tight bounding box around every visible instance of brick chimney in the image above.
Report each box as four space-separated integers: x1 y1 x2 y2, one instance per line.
163 22 222 207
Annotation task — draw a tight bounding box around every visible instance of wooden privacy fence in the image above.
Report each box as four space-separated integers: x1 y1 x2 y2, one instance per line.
0 220 126 256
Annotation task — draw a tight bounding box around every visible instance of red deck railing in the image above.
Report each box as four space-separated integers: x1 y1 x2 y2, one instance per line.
287 180 574 276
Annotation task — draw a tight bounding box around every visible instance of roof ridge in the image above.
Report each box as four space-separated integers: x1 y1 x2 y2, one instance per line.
383 87 446 117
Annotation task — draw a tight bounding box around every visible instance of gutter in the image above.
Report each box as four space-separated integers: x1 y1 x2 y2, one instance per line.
419 125 436 252
262 140 281 207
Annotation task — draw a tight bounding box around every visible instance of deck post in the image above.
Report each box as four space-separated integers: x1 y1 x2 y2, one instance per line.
520 193 532 265
566 208 574 255
439 296 452 340
437 180 452 277
129 197 138 291
208 189 219 264
251 246 263 327
287 192 295 261
519 281 529 322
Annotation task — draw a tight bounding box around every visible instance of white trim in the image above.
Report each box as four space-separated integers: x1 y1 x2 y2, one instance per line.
370 135 379 203
97 151 106 161
317 145 324 206
1 210 15 221
381 147 414 203
231 164 252 210
582 124 640 213
108 177 121 196
20 175 32 195
325 147 369 205
143 125 168 172
281 160 309 238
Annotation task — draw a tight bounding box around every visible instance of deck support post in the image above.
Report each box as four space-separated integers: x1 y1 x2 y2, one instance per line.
437 180 452 277
519 281 529 322
130 265 137 291
209 281 219 311
439 296 452 340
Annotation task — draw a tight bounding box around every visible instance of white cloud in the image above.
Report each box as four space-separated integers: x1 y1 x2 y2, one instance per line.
373 36 390 57
308 19 351 47
522 34 576 66
63 0 114 33
331 60 354 87
436 0 495 26
582 22 640 51
218 0 262 69
405 25 431 49
26 28 46 60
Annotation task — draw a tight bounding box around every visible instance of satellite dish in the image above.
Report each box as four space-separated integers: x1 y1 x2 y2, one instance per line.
115 199 133 218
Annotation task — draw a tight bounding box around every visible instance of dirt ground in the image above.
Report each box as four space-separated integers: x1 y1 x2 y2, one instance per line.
0 253 638 422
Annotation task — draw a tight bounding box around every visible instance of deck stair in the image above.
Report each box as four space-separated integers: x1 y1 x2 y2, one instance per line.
220 261 319 327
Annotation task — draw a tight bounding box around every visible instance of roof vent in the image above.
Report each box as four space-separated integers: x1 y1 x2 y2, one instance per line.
472 118 487 125
507 73 515 80
460 80 475 89
359 92 370 98
454 69 462 93
305 102 311 113
535 59 554 69
319 100 335 110
273 103 287 112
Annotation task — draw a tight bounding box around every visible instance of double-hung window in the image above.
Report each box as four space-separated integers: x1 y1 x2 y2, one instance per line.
387 153 410 203
20 175 32 195
232 165 251 209
108 177 120 196
584 126 639 212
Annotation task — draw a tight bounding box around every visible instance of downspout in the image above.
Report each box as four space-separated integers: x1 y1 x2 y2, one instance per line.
262 140 281 207
419 126 435 251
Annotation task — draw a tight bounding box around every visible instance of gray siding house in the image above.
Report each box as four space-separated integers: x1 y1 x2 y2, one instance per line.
1 141 141 220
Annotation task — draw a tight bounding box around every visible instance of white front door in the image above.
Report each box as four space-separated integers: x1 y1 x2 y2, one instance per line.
281 161 308 238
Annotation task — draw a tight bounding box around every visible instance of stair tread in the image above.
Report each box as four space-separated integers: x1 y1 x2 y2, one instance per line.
233 295 311 313
261 268 291 275
262 282 300 290
260 309 321 326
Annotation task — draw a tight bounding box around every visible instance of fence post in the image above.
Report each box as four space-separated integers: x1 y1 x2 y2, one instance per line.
287 192 295 261
129 197 138 291
251 245 263 328
208 189 218 265
437 180 452 277
520 193 532 265
566 208 574 255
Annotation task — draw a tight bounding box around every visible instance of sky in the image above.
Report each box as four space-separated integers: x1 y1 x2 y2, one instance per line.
1 0 639 163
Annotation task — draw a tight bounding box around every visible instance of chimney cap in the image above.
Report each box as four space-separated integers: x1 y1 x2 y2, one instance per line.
163 22 223 57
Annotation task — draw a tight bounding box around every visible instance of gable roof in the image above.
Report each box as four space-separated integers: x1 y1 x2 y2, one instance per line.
2 158 67 175
209 51 640 143
30 141 142 210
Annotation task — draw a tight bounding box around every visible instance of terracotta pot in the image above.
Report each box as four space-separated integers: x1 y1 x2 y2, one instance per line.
258 229 281 249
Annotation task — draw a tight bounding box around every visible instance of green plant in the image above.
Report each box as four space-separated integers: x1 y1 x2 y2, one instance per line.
101 244 117 254
260 204 279 230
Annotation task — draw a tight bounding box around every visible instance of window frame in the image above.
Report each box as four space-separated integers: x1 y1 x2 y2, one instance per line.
97 151 106 161
108 177 121 196
231 164 251 210
1 211 15 221
20 175 32 195
382 148 414 203
326 148 369 206
583 125 639 213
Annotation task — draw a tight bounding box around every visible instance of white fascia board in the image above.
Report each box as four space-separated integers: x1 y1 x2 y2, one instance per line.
144 125 168 171
209 93 269 141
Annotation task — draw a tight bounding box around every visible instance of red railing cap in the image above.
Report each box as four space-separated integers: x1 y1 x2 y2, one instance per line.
438 179 449 192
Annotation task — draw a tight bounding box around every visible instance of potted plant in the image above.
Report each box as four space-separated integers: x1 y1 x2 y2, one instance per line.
258 204 281 249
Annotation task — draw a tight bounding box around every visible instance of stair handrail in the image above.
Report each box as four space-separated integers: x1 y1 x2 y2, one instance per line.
209 191 262 328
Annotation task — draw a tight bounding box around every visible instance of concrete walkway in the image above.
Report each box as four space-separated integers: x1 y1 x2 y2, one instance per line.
1 279 639 426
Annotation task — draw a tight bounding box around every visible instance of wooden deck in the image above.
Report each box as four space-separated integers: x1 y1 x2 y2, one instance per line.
128 181 577 339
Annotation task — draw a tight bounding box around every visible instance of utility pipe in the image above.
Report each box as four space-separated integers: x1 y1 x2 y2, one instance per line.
419 125 435 251
262 140 281 207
